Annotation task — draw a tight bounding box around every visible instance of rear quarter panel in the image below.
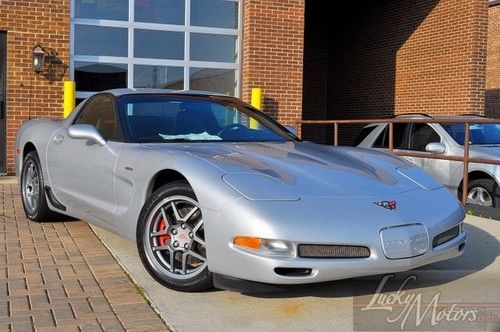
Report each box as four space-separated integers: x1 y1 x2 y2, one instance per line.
15 119 64 181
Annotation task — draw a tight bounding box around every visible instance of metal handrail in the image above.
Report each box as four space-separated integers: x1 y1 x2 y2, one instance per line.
294 118 500 206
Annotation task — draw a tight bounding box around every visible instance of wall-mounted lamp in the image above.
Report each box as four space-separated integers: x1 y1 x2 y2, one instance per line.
32 43 47 74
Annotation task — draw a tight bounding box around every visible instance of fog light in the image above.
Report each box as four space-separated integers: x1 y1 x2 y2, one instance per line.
233 237 294 257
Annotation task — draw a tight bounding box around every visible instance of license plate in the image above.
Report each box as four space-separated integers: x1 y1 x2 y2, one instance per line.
380 224 429 259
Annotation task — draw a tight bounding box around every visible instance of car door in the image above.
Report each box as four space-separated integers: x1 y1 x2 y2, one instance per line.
408 123 453 188
46 94 123 222
370 123 419 164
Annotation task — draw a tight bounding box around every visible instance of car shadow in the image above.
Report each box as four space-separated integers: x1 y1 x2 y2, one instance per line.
241 223 499 298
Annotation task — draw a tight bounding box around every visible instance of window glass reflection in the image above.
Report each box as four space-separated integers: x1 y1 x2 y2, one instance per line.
134 0 185 25
191 0 237 28
135 29 184 60
190 33 236 62
75 0 128 20
74 25 127 57
189 68 235 95
134 65 184 89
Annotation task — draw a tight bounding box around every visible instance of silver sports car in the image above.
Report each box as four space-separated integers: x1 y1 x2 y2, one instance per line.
15 89 467 292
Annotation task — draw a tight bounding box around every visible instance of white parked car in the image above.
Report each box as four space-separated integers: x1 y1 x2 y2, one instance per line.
355 114 500 207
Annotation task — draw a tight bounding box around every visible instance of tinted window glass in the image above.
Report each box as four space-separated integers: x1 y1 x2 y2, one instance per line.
190 33 236 62
352 126 376 146
74 25 128 57
75 62 127 92
75 0 128 20
134 29 184 60
409 124 440 151
134 0 185 25
189 68 236 96
134 65 184 89
442 123 500 145
372 124 407 149
191 0 238 28
76 95 123 141
118 95 296 143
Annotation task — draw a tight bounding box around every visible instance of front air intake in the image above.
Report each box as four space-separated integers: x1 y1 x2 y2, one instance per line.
432 225 460 248
297 244 370 258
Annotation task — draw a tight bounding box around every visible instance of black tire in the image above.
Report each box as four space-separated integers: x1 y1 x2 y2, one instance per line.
137 181 213 292
20 151 55 222
466 178 500 208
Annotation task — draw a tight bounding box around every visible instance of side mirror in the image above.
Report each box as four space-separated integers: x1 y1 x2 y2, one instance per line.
284 125 297 136
425 142 446 154
67 124 106 146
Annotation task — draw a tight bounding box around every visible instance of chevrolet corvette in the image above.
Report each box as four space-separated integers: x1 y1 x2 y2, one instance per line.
15 89 467 291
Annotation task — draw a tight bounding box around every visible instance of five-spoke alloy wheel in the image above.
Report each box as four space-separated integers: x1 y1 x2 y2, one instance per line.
21 151 53 221
466 178 500 208
137 181 212 291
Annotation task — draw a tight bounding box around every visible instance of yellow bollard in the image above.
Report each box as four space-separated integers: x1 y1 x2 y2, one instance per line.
63 80 76 118
250 88 262 129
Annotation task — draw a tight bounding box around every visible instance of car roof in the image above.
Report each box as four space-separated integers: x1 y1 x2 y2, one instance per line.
103 88 227 97
393 113 491 121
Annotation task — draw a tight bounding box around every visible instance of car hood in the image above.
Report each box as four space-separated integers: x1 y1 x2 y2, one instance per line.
143 141 443 199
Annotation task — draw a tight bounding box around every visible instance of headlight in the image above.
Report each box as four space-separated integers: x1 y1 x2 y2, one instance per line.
232 236 294 257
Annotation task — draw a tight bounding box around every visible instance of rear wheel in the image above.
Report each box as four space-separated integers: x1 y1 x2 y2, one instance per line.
21 151 54 221
137 181 212 291
466 178 500 208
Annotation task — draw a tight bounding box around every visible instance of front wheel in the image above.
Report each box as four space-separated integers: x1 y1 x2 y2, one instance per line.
137 181 212 292
466 178 500 208
21 151 55 221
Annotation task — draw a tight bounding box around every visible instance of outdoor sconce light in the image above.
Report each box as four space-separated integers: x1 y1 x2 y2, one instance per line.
32 43 47 74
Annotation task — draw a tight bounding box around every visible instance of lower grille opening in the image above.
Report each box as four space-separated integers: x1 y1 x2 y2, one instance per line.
458 242 465 252
433 225 460 248
298 244 370 258
274 268 312 277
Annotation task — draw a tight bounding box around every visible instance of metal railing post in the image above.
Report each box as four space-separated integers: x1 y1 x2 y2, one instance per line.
295 120 301 139
462 122 471 206
334 123 339 146
388 122 394 152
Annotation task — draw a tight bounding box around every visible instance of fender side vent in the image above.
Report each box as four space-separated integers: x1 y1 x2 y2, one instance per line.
298 244 370 258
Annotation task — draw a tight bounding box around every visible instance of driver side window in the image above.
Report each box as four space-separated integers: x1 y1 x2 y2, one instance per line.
75 95 123 141
408 124 441 151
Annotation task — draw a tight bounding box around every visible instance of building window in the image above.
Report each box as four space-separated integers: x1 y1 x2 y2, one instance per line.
71 0 241 100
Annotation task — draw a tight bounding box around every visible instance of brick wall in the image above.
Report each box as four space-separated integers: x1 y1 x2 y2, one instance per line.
0 0 70 174
395 0 488 117
241 0 304 125
302 0 488 143
486 3 500 117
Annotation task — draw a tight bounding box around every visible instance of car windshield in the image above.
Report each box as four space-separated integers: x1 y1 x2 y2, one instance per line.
442 123 500 145
117 94 298 143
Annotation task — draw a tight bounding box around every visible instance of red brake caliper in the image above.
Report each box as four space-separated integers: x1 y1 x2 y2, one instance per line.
158 219 171 246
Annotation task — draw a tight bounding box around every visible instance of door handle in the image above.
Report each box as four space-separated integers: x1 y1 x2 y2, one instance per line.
54 134 64 145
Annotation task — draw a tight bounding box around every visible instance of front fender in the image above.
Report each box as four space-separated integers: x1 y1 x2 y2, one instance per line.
112 145 241 241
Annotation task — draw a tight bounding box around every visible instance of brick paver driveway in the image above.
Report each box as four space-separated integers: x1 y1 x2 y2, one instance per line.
0 183 168 331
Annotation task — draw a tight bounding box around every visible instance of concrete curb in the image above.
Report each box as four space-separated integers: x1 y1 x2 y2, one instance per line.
0 176 18 184
89 225 176 332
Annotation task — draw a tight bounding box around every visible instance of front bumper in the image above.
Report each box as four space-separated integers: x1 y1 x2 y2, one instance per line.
214 230 466 286
204 187 466 285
